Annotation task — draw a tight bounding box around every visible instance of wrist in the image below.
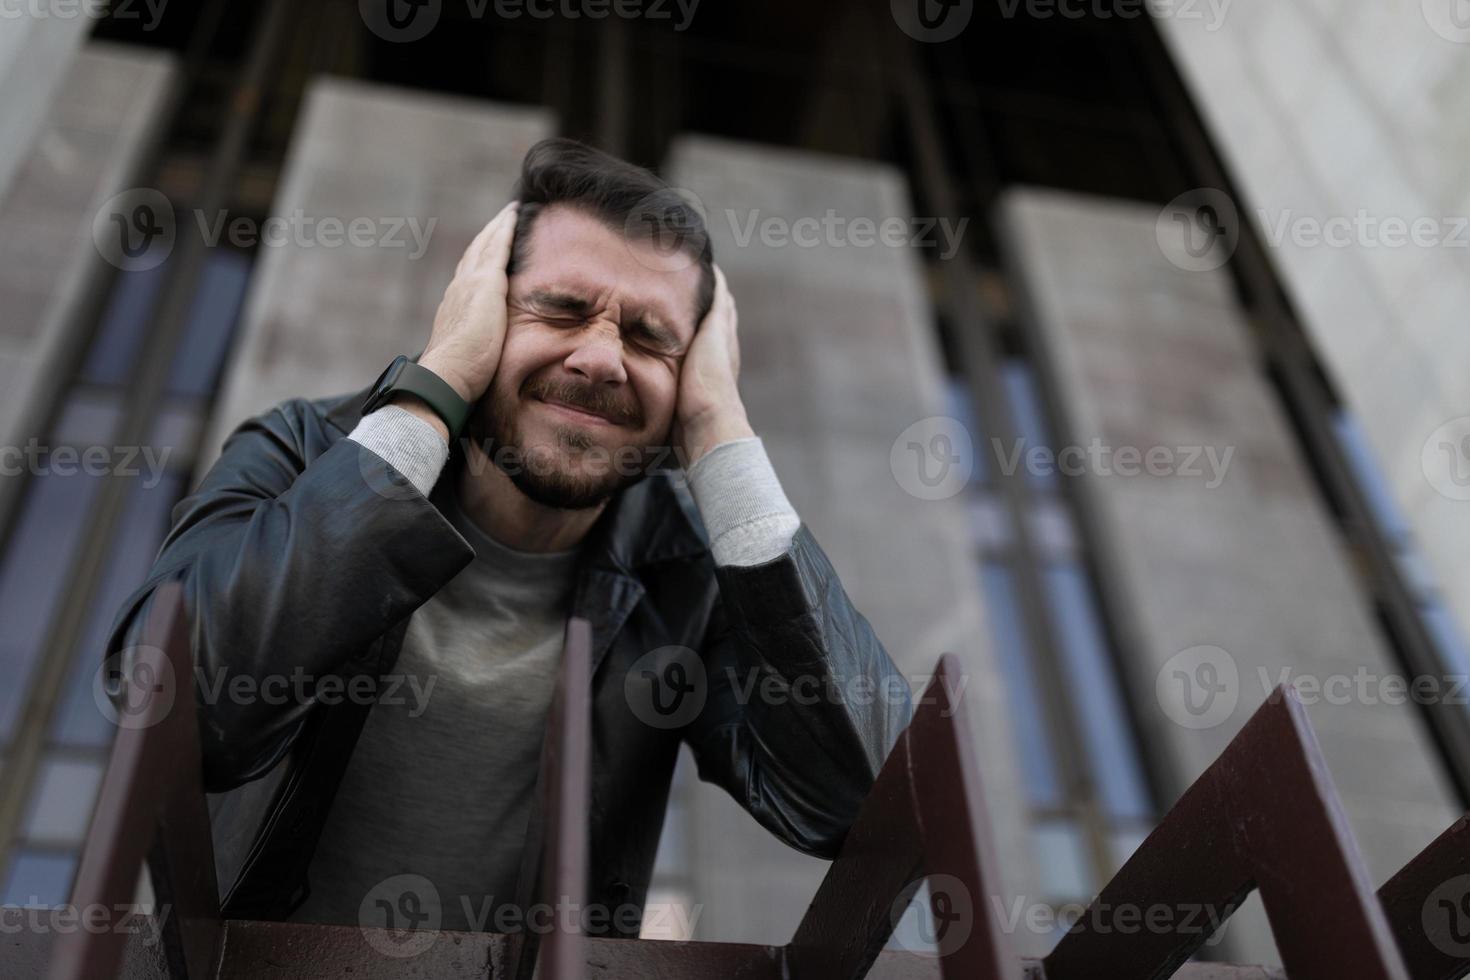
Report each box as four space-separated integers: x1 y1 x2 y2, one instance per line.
416 350 479 403
679 404 754 467
386 392 450 443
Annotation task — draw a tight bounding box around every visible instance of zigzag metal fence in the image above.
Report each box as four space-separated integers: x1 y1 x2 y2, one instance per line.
39 585 1470 979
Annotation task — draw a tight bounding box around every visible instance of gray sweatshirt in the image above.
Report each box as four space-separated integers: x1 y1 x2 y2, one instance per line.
288 405 799 931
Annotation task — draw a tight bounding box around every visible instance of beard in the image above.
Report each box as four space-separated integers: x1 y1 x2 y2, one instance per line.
474 378 657 510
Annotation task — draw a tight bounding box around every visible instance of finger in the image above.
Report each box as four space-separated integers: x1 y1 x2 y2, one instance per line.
721 279 736 332
457 201 516 276
477 200 520 267
700 264 729 330
480 199 516 242
454 223 487 279
725 285 740 368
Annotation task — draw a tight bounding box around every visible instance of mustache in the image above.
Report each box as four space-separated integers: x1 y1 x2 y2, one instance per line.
523 377 643 427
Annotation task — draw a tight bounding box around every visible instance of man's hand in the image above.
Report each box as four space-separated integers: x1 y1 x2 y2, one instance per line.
414 201 520 406
674 265 755 467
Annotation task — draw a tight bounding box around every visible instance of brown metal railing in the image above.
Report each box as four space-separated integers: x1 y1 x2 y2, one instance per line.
42 584 1470 979
49 582 221 980
786 653 1014 978
504 617 592 980
1042 688 1406 980
1381 812 1470 980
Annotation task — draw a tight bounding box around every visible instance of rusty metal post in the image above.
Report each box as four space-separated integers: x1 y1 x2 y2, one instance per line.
1378 813 1470 980
1043 686 1410 980
504 616 592 980
51 607 1454 980
786 654 1018 979
538 617 591 980
49 582 221 980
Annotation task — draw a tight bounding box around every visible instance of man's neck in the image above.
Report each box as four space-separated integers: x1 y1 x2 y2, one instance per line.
455 443 606 553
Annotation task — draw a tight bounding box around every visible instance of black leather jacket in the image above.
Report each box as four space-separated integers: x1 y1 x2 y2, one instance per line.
105 381 913 931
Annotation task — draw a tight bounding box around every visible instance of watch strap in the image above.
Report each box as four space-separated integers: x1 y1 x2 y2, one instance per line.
365 356 470 440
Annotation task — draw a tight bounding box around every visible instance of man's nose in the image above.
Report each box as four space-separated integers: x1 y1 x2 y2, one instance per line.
562 318 628 386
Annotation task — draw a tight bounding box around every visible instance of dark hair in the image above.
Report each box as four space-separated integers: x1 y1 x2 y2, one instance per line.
508 137 716 328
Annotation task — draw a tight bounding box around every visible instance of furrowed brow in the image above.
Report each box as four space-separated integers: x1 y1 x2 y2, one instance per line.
526 289 594 316
627 313 684 352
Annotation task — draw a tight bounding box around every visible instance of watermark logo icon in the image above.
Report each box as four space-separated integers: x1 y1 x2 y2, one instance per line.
892 0 973 42
360 0 442 41
891 416 974 500
624 645 707 729
623 187 707 273
357 441 425 502
359 874 441 958
1157 188 1239 272
1423 0 1470 43
94 645 177 731
889 875 974 957
92 188 175 271
1424 875 1470 956
1156 645 1238 730
1422 417 1470 501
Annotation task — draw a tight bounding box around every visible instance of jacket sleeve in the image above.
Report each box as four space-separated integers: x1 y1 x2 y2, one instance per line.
681 522 914 858
104 400 473 791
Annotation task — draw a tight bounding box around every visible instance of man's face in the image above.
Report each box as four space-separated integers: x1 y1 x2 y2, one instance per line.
474 203 702 509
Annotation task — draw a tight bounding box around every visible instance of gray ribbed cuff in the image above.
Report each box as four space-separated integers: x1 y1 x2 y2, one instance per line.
686 436 801 566
348 404 449 499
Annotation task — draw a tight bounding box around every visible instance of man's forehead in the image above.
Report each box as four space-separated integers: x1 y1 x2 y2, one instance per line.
518 272 677 321
514 205 700 332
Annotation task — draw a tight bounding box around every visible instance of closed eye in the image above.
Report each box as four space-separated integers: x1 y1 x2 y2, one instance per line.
518 289 685 355
523 289 595 321
626 317 683 356
628 326 681 356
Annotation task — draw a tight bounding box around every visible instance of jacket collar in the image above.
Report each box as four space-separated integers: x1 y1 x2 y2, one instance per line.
322 380 710 575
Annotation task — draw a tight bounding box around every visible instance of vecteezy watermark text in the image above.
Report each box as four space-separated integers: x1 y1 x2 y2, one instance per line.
992 896 1232 942
994 0 1231 30
1258 209 1470 250
622 645 948 731
358 0 700 43
893 0 1228 43
356 874 701 958
191 209 438 258
1258 666 1470 708
992 437 1235 489
195 665 438 716
724 209 969 260
97 651 438 732
1155 643 1470 731
0 903 170 946
0 440 171 487
93 188 440 271
887 417 1238 502
888 877 1231 959
0 0 166 29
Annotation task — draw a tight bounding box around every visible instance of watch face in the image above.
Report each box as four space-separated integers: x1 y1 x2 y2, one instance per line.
363 355 407 411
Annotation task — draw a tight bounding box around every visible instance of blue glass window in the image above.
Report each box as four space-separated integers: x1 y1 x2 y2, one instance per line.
2 851 76 907
0 470 106 742
980 562 1064 810
1042 562 1153 823
50 474 184 748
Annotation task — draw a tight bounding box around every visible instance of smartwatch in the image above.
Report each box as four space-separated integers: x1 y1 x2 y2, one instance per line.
362 355 471 441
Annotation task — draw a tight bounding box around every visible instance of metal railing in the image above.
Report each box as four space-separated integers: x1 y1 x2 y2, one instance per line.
42 585 1470 979
49 582 220 980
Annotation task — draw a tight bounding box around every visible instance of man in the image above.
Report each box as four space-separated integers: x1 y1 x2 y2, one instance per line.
106 138 912 939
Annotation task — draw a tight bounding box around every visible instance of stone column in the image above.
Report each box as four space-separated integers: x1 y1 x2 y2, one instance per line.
200 77 553 463
664 136 1035 948
999 186 1461 963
